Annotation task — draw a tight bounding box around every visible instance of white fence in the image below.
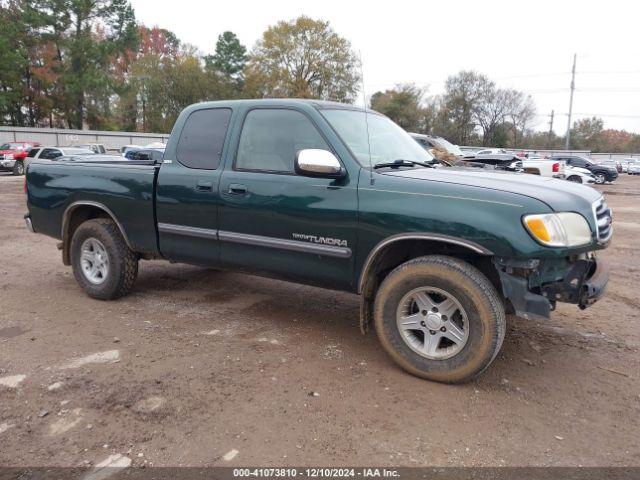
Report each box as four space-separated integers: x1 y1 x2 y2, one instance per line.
0 125 170 152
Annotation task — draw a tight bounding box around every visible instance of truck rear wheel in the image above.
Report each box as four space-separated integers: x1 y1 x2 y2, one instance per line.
70 218 138 300
374 255 505 383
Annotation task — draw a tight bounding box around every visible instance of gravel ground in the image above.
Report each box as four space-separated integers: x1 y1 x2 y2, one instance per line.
0 172 639 468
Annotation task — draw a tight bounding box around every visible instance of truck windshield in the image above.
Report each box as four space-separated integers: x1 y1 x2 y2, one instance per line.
322 109 435 167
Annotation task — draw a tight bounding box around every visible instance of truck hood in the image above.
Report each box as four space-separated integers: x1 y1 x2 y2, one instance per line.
383 167 602 212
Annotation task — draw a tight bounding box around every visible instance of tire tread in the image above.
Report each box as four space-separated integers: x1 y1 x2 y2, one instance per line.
374 255 506 383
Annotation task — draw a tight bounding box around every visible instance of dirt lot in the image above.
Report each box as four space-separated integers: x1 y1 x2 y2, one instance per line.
0 172 639 468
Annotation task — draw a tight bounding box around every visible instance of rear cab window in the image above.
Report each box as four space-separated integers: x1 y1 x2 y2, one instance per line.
176 108 232 170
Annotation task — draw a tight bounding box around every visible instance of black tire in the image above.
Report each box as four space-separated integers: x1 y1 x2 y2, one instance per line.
12 160 24 176
374 255 506 383
70 218 138 300
594 173 606 184
567 175 582 183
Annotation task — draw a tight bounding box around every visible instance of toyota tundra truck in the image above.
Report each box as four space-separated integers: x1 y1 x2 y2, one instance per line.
24 99 611 383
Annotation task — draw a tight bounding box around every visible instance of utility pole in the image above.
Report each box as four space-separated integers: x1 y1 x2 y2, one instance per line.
547 110 555 147
565 54 577 150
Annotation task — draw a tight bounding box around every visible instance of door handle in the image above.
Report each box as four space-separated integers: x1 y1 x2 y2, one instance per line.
195 181 213 192
228 183 247 195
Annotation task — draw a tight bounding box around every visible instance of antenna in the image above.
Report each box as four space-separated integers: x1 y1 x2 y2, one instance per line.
359 51 374 185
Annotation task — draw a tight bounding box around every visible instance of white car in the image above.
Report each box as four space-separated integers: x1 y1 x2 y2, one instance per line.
73 143 107 154
565 165 596 184
627 160 640 175
475 148 508 155
25 146 94 168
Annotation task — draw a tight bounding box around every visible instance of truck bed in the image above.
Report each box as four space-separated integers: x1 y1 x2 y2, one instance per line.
26 159 160 256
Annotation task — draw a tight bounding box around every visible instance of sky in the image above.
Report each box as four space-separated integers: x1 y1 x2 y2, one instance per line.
129 0 640 135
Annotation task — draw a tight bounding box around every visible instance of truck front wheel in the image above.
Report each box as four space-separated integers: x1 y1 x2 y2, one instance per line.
12 160 24 176
70 218 138 300
374 255 505 383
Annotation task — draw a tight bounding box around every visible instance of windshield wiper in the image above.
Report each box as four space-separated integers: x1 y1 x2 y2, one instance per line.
373 159 435 169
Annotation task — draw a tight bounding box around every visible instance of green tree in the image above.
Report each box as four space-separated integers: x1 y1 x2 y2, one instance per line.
0 0 56 127
40 0 138 128
205 31 246 79
439 71 488 145
370 84 426 131
244 16 361 102
570 117 604 151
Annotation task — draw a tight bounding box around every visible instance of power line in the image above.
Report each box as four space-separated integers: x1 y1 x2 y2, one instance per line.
571 113 640 119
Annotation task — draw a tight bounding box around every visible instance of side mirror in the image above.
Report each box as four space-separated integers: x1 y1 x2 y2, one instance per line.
295 149 345 178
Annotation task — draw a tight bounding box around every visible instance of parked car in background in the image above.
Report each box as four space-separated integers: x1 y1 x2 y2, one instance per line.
0 141 42 175
550 155 618 184
598 159 622 173
618 158 638 173
565 165 596 184
475 148 508 155
121 145 140 157
626 159 640 175
73 143 106 154
126 148 164 162
460 147 483 158
24 146 95 171
461 153 523 172
521 158 565 178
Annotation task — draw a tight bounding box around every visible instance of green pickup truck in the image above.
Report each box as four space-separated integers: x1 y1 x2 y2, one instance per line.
24 99 611 383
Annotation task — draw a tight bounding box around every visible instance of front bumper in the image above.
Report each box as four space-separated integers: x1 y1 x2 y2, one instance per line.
0 159 15 170
495 255 609 321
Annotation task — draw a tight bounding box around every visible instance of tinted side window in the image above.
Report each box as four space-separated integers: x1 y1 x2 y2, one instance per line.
236 109 330 172
27 149 39 158
40 148 61 159
176 108 231 170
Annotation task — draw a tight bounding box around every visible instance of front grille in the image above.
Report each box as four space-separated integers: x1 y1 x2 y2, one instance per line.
593 198 613 242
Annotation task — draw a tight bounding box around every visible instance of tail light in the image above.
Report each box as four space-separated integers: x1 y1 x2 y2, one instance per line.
552 162 560 173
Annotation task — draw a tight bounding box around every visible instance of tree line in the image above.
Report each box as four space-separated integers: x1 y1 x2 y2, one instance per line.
370 77 640 152
1 0 639 152
0 1 360 132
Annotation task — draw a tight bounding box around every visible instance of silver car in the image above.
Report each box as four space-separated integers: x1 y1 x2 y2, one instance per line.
627 159 640 175
25 147 95 169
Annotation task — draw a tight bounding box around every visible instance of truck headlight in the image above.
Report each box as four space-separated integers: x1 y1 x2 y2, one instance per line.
6 154 13 160
523 213 592 247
